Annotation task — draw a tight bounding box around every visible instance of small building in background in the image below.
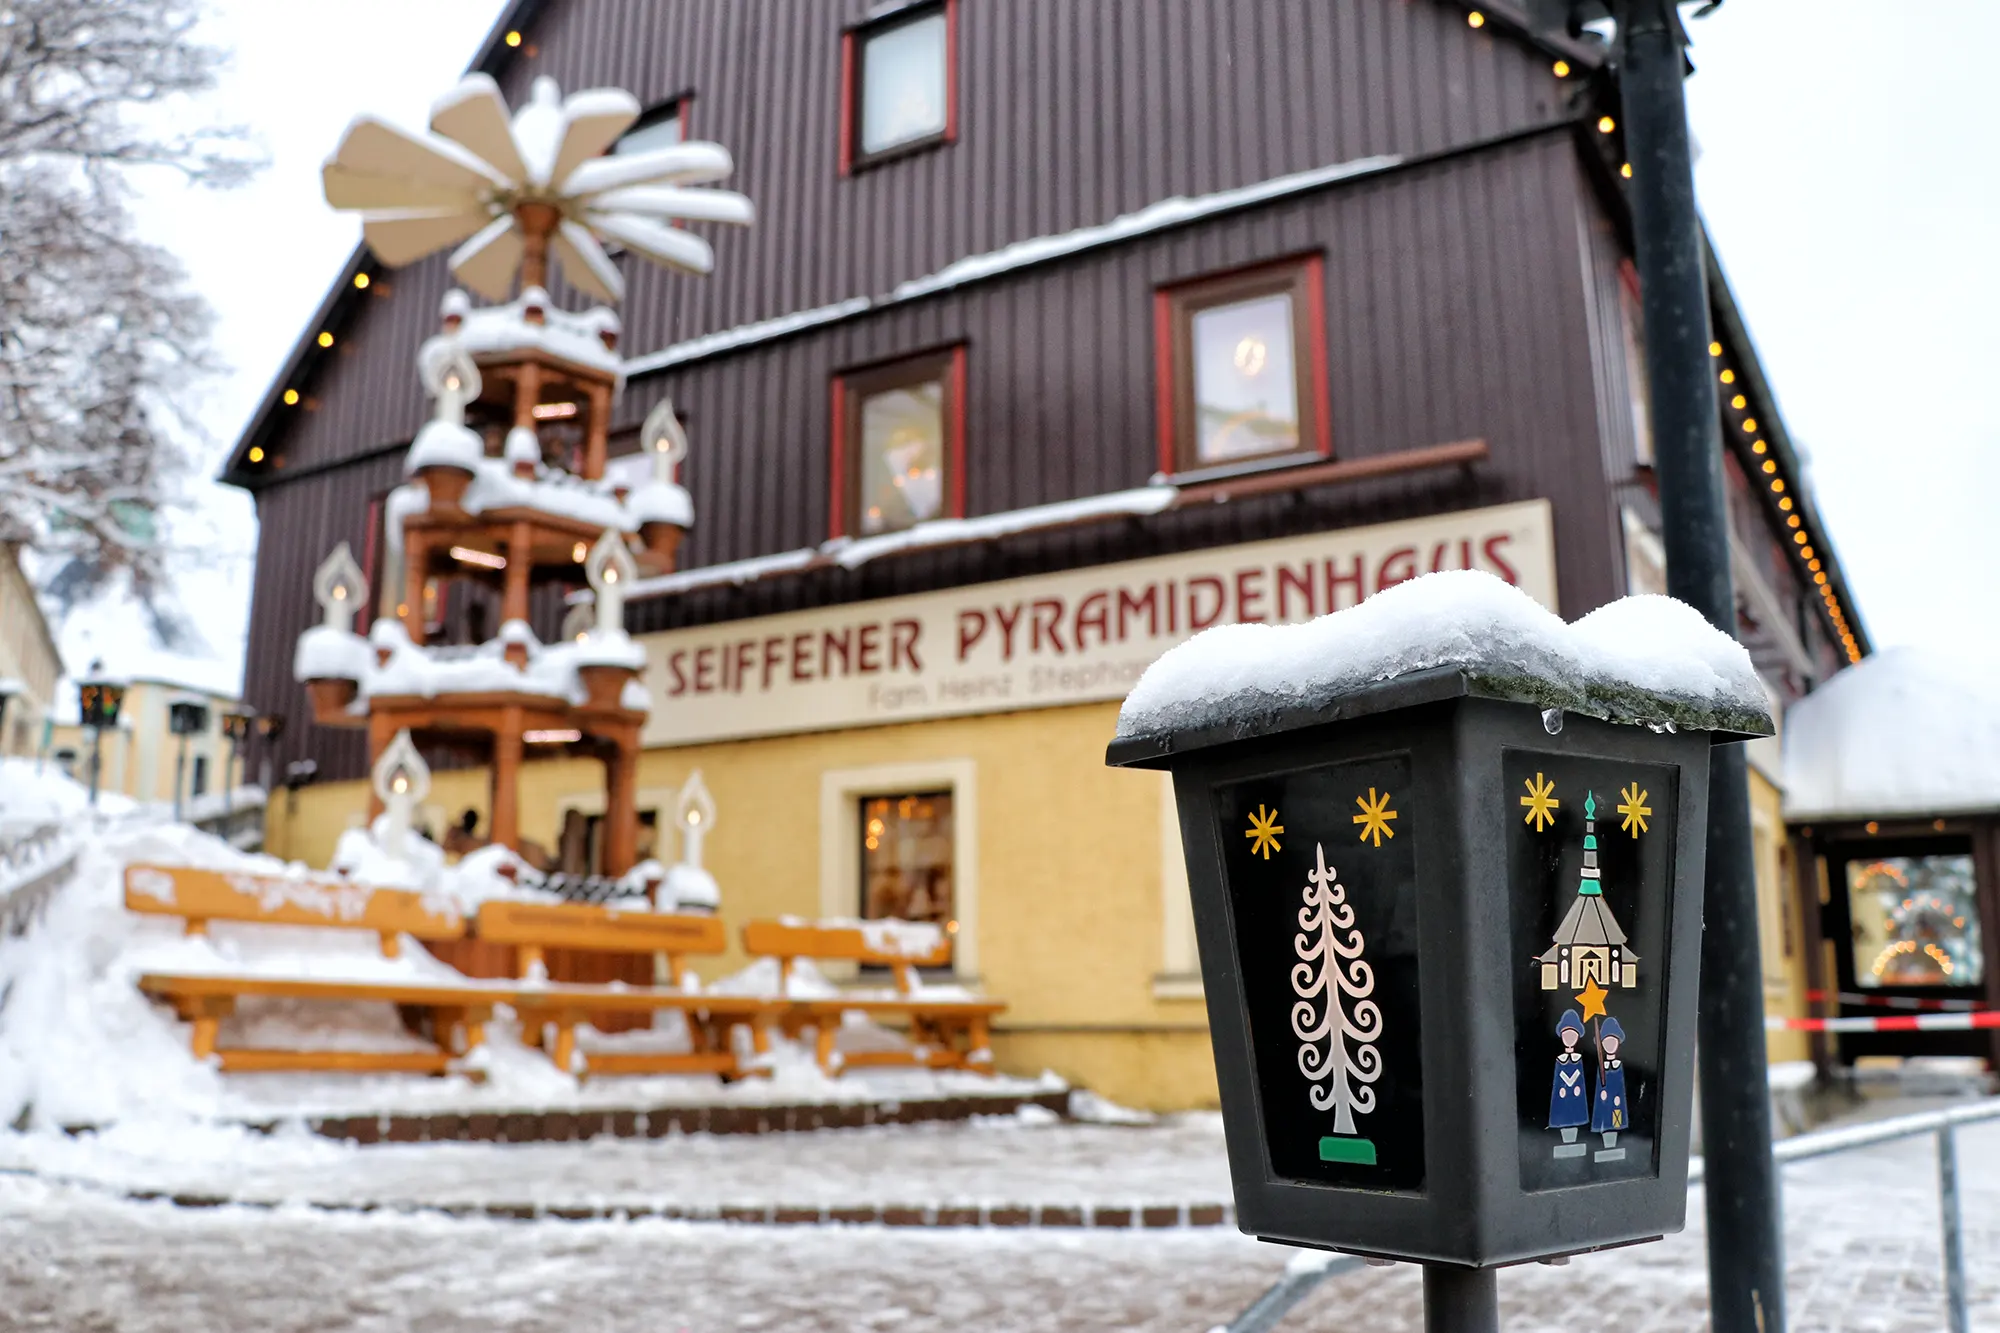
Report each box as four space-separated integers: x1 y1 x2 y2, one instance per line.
43 656 250 823
1784 647 2000 1071
0 543 63 758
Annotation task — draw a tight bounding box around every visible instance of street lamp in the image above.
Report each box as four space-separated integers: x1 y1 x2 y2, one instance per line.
167 699 211 823
220 707 255 821
77 664 127 808
1107 583 1772 1330
254 712 286 796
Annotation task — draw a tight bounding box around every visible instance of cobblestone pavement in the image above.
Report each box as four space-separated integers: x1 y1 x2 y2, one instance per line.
0 1120 1991 1332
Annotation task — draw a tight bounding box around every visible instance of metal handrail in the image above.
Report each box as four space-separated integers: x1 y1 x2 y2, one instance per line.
1221 1096 1999 1333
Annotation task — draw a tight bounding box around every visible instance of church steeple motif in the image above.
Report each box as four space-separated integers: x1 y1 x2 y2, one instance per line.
1537 790 1640 993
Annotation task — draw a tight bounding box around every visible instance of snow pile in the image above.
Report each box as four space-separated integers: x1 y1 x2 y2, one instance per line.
662 862 720 911
0 756 133 828
404 417 484 472
1782 646 2000 819
451 285 623 380
1117 570 1774 743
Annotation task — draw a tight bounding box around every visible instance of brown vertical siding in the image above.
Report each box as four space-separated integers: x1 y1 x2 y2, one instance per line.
250 0 1574 481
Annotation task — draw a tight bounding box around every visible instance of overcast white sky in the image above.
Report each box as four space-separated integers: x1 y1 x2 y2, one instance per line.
136 0 1999 676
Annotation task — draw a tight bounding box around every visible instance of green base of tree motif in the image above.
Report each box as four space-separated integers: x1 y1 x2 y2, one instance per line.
1318 1135 1378 1165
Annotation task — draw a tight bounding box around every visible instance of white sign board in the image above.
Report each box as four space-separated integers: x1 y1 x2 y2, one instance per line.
638 499 1556 747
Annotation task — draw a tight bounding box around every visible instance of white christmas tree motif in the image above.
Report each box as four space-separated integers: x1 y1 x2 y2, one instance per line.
1291 842 1384 1144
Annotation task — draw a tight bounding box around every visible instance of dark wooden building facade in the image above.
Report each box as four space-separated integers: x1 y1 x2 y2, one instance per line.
221 0 1870 1101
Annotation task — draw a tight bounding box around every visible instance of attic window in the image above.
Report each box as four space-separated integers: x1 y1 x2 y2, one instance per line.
615 99 685 155
843 2 956 170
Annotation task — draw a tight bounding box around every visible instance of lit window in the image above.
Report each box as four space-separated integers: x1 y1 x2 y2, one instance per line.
615 101 684 155
1843 851 1983 990
1159 259 1326 473
851 5 951 164
838 350 962 537
860 791 954 927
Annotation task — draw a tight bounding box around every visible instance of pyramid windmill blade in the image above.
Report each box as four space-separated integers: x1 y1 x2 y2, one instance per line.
448 215 526 300
322 162 480 212
587 185 755 226
330 116 504 196
361 207 493 266
546 87 643 189
563 141 735 196
586 214 715 275
430 74 532 184
552 220 627 304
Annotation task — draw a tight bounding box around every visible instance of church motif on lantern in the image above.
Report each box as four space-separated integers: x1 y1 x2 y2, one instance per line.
1537 792 1640 993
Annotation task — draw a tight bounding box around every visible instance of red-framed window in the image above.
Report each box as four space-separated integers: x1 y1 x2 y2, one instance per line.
839 0 958 174
829 346 967 540
1153 255 1333 477
614 95 690 155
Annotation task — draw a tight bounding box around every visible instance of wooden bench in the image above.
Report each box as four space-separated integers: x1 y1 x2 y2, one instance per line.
135 973 508 1075
125 864 493 1075
124 862 466 957
476 900 772 1078
741 919 1005 1076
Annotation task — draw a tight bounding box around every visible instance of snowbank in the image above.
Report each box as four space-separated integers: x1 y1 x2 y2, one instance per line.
0 768 1029 1130
0 757 134 827
1117 570 1774 744
1782 646 2000 819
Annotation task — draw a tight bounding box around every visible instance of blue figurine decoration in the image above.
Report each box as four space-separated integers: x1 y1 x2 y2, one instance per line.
1547 1008 1590 1158
1592 1015 1628 1163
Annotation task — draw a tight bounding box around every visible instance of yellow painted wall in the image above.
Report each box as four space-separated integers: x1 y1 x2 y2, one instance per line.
0 543 62 757
266 701 1223 1110
1748 765 1812 1064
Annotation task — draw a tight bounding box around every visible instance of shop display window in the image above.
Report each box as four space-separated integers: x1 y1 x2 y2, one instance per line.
1844 851 1984 988
859 790 954 926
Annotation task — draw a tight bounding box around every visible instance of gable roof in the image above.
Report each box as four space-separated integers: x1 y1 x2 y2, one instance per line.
217 0 548 489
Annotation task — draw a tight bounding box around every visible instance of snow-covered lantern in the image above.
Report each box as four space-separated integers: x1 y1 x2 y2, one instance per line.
573 529 648 712
372 728 431 860
628 397 693 572
300 542 370 721
1104 573 1774 1273
407 333 484 512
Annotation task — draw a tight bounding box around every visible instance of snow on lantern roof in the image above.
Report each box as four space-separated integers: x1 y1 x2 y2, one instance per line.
1116 569 1775 748
1782 646 2000 821
451 287 625 380
323 73 753 304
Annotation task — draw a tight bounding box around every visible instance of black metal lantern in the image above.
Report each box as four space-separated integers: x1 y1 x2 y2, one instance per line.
168 699 211 736
254 712 286 741
77 671 126 729
1110 651 1770 1278
220 708 255 744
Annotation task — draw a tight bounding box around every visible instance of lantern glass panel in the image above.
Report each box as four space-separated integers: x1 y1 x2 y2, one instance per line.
1214 755 1426 1190
1503 750 1678 1191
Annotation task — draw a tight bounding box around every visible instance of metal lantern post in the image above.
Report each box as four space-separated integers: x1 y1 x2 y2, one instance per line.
167 699 212 824
1610 4 1786 1329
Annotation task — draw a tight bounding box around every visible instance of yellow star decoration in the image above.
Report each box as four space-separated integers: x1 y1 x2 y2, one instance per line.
1618 783 1652 836
1520 772 1560 832
1244 804 1284 860
1353 787 1397 847
1575 978 1610 1022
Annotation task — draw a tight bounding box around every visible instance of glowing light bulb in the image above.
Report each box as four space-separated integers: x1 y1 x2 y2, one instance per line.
1598 116 1616 134
1719 369 1735 384
353 273 370 290
284 389 300 405
1553 59 1570 76
1731 395 1747 410
318 332 334 348
248 446 266 463
1467 10 1485 27
505 30 522 46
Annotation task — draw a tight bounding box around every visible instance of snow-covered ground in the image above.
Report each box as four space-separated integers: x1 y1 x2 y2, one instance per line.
0 1114 1990 1332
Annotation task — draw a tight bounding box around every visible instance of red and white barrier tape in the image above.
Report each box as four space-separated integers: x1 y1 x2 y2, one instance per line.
1804 989 1986 1013
1768 1010 2000 1033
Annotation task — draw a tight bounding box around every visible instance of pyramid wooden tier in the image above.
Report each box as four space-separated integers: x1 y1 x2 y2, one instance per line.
361 690 646 875
397 504 678 654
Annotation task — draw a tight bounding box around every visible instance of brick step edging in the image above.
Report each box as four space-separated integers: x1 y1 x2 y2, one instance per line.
117 1189 1235 1230
64 1090 1073 1146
